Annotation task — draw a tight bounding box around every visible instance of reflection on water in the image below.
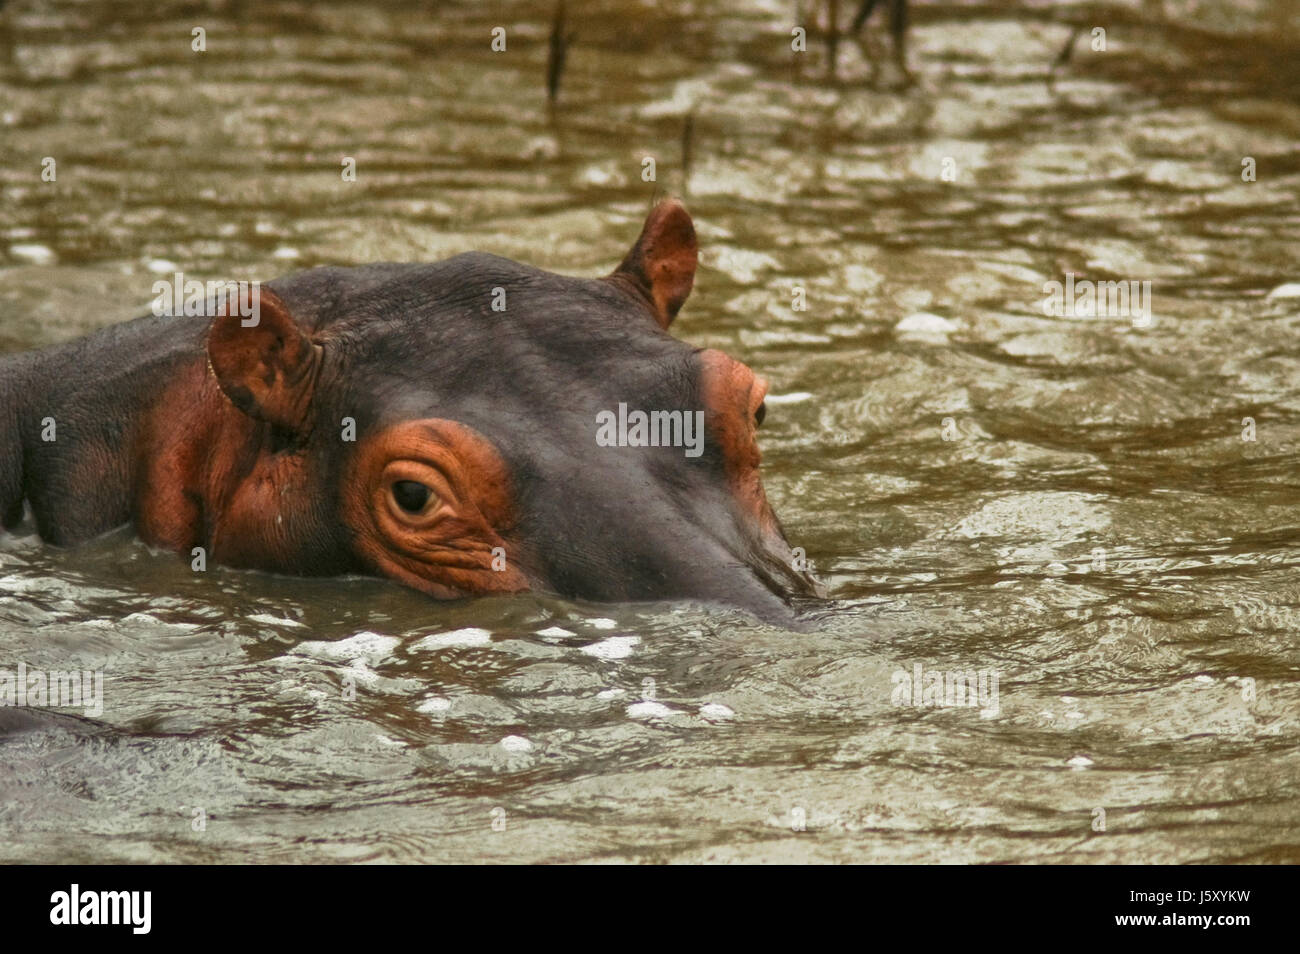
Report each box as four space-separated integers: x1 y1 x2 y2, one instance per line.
2 0 1300 862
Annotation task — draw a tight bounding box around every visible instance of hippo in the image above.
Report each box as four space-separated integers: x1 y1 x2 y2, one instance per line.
0 200 822 620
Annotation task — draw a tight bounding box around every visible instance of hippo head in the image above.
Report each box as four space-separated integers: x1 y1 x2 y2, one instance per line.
199 201 822 619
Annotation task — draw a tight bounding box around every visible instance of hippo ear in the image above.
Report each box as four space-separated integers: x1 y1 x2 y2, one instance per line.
609 198 698 329
207 286 322 432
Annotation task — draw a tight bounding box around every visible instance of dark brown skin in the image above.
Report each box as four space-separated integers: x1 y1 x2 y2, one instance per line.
0 201 823 621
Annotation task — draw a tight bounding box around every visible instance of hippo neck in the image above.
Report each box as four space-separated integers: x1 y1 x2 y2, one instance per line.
0 311 210 544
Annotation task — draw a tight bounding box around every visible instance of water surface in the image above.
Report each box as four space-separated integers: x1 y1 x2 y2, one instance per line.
2 0 1299 863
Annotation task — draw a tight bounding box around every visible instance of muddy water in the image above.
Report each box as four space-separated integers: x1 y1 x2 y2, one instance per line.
2 0 1299 863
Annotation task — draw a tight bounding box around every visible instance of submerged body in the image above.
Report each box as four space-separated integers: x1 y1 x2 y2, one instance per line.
0 202 821 620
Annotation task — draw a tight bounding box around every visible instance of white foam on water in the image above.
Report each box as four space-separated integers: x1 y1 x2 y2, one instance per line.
537 626 575 638
412 628 492 650
765 391 813 405
11 244 57 266
895 312 958 336
296 631 399 665
581 636 639 660
627 701 677 720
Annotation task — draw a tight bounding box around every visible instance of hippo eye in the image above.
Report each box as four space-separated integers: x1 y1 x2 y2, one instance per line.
391 480 432 514
754 401 766 428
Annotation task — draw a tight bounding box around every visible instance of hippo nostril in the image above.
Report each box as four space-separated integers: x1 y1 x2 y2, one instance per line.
754 401 766 428
391 480 431 514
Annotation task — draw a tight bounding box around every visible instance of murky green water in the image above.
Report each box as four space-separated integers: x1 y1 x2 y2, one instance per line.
2 0 1299 863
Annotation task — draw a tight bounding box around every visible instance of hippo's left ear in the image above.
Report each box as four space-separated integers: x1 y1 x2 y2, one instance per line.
608 198 698 329
207 286 322 433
